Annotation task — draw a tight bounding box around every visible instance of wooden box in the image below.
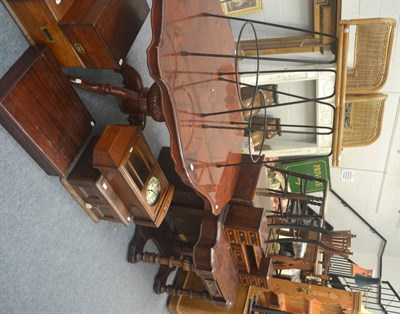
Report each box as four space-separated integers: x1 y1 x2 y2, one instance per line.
0 45 94 176
232 154 263 206
93 125 174 228
4 0 83 67
224 204 268 247
59 0 149 68
62 137 132 226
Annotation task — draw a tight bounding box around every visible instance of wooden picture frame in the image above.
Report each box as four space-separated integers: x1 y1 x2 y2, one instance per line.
221 0 262 16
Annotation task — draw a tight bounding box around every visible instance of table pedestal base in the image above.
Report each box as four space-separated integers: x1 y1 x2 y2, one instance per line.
68 63 165 128
127 223 180 293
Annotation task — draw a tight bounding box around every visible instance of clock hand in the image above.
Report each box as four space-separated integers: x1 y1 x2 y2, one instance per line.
148 189 158 198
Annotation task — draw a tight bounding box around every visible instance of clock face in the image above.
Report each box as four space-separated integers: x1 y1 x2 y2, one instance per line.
145 176 162 205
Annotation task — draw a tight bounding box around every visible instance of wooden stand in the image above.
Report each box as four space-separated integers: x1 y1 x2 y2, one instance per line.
127 223 182 293
68 64 164 128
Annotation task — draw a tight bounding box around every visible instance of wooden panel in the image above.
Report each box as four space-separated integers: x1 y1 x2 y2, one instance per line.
65 137 132 225
0 45 94 176
232 154 263 204
224 204 268 246
168 270 250 314
5 0 83 67
268 278 361 312
43 0 75 20
59 0 149 68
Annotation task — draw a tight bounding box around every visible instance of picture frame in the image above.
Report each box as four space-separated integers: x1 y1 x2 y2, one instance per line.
221 0 263 16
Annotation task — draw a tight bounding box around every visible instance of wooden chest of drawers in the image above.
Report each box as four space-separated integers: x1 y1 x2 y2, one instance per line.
224 204 268 247
0 45 94 176
59 0 149 68
61 137 132 226
223 204 272 288
238 257 273 288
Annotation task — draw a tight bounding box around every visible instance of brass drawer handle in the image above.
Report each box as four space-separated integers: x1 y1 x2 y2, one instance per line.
74 43 86 54
40 26 54 43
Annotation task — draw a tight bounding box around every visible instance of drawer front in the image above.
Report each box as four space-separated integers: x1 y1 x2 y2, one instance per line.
225 228 238 243
257 277 267 288
238 273 268 288
97 177 131 225
237 230 249 245
239 274 248 285
232 245 246 267
225 228 260 246
231 244 251 273
248 231 260 246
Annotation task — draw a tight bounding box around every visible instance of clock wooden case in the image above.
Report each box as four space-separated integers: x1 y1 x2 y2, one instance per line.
93 125 174 228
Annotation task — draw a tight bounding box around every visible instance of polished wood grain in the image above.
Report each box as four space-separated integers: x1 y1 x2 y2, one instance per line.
43 0 75 20
93 125 174 228
64 137 132 226
193 208 239 307
231 154 263 205
168 270 251 314
147 0 243 215
60 0 149 68
4 0 83 67
266 278 362 314
0 45 94 176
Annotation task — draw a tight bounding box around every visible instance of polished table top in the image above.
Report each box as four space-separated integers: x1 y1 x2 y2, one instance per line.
147 0 244 215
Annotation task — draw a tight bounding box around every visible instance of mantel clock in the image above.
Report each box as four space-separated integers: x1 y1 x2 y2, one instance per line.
93 125 174 227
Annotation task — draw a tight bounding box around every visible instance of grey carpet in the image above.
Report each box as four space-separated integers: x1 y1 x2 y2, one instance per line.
0 1 172 313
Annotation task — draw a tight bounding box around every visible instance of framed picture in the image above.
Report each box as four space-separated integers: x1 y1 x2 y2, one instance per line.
221 0 263 16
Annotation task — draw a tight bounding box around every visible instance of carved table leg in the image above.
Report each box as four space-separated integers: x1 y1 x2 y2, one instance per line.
117 63 144 91
67 63 165 128
158 283 226 306
127 223 183 294
134 251 193 272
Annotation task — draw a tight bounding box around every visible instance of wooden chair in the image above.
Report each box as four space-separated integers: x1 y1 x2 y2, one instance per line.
267 224 354 259
332 18 396 166
257 165 329 218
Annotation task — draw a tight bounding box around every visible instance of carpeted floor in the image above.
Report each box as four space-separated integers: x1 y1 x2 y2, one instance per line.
0 1 173 313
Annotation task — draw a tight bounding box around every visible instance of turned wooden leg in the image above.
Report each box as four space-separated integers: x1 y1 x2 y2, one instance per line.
158 283 226 305
117 63 144 92
127 225 148 264
127 223 183 294
68 63 165 128
134 251 193 272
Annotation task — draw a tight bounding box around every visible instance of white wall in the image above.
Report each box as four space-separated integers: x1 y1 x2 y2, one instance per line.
232 0 400 293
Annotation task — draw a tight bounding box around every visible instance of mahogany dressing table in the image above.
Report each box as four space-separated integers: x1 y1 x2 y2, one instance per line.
139 0 246 307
